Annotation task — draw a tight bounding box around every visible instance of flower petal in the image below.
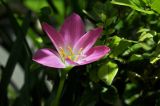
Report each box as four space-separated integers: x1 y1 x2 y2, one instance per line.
32 49 65 68
65 58 79 66
42 23 64 50
60 13 85 47
78 46 110 65
73 28 103 54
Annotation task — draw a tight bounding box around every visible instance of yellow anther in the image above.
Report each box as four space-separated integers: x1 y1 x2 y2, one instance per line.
59 47 66 58
74 48 83 61
59 47 83 62
67 56 72 60
74 55 79 61
67 46 74 56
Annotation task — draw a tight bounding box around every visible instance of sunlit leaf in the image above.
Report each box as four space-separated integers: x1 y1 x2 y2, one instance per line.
110 38 133 57
129 54 144 62
123 44 142 56
98 61 118 85
111 0 154 14
24 0 48 12
151 0 160 14
150 41 160 64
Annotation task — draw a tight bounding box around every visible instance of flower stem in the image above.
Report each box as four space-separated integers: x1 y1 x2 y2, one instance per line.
52 70 68 106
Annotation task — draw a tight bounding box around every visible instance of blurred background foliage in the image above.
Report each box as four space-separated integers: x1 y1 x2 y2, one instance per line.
0 0 160 106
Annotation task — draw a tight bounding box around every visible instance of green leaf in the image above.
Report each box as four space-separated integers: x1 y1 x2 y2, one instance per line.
24 0 48 12
108 36 121 48
123 44 142 56
111 0 131 7
139 43 153 51
111 0 154 14
98 61 118 85
139 33 153 41
123 83 141 105
151 0 160 14
129 54 144 62
110 38 133 57
150 41 160 64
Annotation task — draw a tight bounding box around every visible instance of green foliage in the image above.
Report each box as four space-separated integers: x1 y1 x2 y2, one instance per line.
151 0 160 14
98 61 118 85
0 0 160 106
111 0 154 14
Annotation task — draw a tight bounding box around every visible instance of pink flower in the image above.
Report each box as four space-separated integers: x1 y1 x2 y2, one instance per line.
32 13 110 68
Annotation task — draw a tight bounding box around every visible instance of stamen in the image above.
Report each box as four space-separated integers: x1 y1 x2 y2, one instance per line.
59 47 66 58
74 55 79 61
67 46 74 55
67 56 72 60
59 46 83 62
75 48 83 61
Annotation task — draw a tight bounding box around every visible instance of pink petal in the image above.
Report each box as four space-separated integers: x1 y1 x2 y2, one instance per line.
65 58 79 66
32 49 65 68
74 28 103 54
78 46 110 65
60 13 85 47
42 23 64 50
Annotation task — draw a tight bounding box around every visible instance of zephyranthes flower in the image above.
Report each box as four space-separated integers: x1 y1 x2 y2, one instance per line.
33 13 110 68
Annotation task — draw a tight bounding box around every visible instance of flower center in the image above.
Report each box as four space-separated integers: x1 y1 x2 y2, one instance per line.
59 46 83 62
